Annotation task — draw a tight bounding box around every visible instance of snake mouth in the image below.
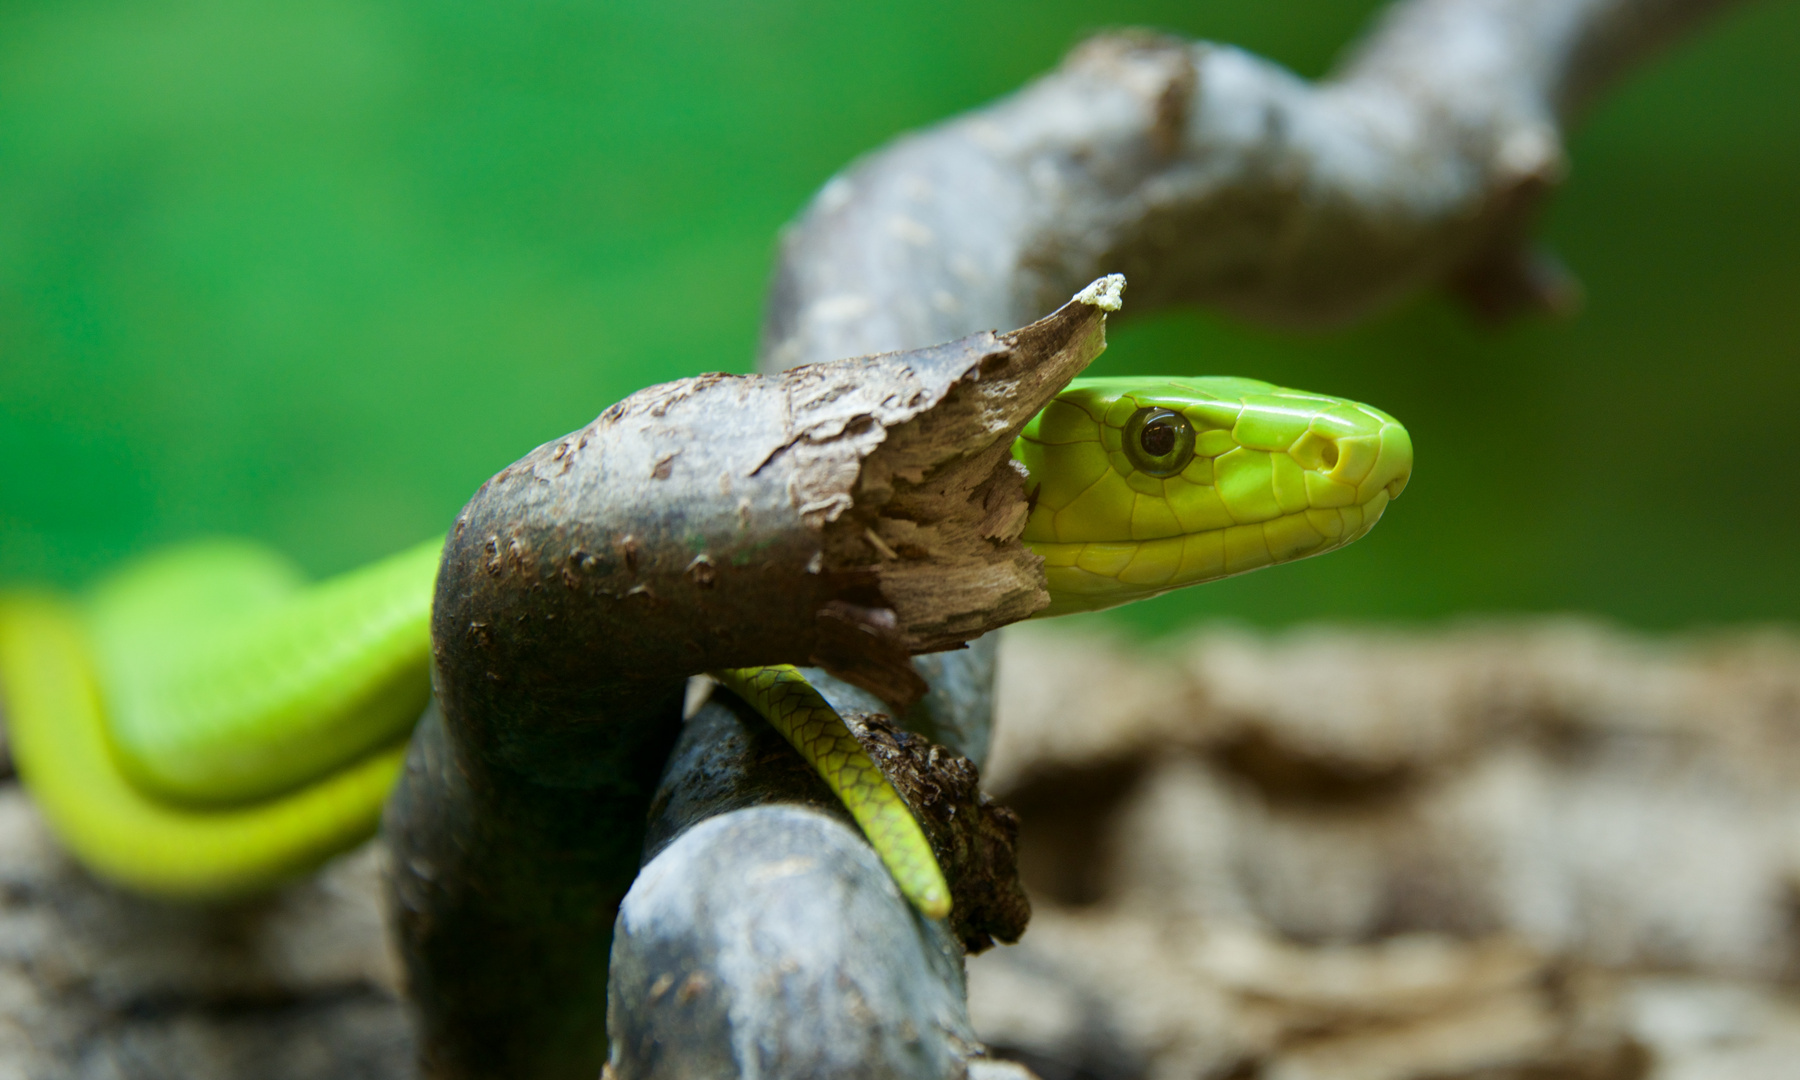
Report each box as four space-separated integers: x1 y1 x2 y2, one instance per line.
1013 377 1412 617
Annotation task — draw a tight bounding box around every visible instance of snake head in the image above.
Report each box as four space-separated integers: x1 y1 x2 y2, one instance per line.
1014 376 1412 617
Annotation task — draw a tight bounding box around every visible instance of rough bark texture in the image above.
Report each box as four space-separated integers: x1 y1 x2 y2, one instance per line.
845 712 1031 955
587 283 1117 1079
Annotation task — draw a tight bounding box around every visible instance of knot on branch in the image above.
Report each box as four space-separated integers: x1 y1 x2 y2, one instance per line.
845 712 1031 953
1061 30 1199 160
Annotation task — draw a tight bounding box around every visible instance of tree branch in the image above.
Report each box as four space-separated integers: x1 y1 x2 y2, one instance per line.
761 0 1743 357
390 288 1114 1079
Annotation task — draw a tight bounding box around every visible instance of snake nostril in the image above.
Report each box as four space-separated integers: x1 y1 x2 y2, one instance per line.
1289 431 1339 472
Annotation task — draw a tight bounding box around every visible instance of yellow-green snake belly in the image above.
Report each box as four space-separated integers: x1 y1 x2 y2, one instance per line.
0 376 1410 916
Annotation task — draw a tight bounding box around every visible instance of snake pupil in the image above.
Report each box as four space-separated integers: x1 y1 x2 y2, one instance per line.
1123 405 1195 475
1140 420 1176 457
1122 406 1196 477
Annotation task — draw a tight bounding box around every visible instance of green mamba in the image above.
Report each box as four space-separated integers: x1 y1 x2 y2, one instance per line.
0 376 1410 917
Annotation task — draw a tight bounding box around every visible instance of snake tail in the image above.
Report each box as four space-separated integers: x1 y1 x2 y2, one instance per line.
89 536 441 806
0 594 406 898
711 665 953 920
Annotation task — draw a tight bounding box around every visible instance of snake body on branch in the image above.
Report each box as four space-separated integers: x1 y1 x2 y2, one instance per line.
0 383 1408 915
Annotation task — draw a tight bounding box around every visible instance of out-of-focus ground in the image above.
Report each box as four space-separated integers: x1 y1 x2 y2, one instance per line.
0 825 409 1080
3 620 1799 1079
972 621 1800 1080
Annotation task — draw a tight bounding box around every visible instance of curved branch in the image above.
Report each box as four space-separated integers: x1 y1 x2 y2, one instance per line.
607 674 1027 1080
389 289 1113 1078
761 0 1743 357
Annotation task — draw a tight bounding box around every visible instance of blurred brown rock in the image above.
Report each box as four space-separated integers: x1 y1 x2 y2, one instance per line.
974 620 1800 1080
0 789 410 1079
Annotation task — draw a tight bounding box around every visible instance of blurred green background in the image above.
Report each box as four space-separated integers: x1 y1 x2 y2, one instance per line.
2 0 1795 634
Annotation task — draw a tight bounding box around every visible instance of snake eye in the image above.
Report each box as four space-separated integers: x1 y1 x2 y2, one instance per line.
1123 407 1195 477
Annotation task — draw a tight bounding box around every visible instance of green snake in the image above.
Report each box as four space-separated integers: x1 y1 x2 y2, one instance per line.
0 376 1409 919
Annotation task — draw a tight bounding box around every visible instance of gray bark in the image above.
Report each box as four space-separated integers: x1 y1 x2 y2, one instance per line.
763 0 1742 363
